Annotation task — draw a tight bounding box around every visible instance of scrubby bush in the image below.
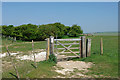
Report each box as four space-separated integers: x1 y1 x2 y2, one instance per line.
68 24 83 37
2 23 83 41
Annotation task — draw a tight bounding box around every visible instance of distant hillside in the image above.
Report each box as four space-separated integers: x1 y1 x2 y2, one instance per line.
91 31 118 36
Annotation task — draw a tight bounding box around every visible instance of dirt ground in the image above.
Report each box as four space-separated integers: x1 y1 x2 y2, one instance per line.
1 51 94 78
54 60 94 78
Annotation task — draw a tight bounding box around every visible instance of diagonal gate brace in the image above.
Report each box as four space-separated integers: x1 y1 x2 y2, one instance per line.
57 41 79 57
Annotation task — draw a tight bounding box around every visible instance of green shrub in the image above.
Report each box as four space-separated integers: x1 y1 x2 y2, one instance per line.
48 54 57 63
2 23 83 41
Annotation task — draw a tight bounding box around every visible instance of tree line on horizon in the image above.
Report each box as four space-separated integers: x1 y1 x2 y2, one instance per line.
1 22 83 41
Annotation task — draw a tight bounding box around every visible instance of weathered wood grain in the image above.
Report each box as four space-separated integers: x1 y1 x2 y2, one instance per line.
57 41 79 57
50 36 54 54
32 40 37 68
46 38 50 60
59 51 80 54
57 47 79 50
54 39 81 41
81 36 86 58
79 37 82 57
87 38 91 57
100 38 103 55
54 43 79 45
5 45 20 79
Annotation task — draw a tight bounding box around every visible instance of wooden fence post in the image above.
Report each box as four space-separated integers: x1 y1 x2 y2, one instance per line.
5 45 20 79
14 37 16 42
87 38 91 57
79 37 82 58
46 38 50 60
100 38 103 55
50 36 54 54
81 36 86 58
32 40 37 68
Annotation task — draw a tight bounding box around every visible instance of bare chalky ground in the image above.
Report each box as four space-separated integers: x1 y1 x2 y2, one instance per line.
1 50 95 78
55 61 94 78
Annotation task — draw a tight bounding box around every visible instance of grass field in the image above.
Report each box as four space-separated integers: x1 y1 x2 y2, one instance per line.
58 35 118 77
2 37 46 54
92 32 118 36
73 36 118 78
2 60 61 78
1 35 118 78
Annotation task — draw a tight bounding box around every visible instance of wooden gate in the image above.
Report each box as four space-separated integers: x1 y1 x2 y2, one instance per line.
46 36 91 61
54 38 81 58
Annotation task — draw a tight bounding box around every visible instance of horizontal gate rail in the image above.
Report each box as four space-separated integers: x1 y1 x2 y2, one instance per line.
57 47 79 50
54 39 81 41
59 51 80 54
54 43 79 45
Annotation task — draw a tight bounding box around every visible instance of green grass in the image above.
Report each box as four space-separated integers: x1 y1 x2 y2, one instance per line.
62 35 81 39
2 60 59 78
26 61 60 78
93 32 118 36
2 35 118 78
2 37 23 46
2 38 46 54
72 36 118 78
2 38 59 78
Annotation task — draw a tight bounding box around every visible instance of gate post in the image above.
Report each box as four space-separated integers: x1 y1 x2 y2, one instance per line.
81 36 86 58
14 37 16 42
46 38 50 60
50 36 54 54
79 37 82 58
100 38 103 55
86 38 91 57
